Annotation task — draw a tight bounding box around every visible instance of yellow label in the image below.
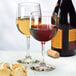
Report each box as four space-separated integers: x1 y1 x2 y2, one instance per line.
69 29 76 42
51 29 62 49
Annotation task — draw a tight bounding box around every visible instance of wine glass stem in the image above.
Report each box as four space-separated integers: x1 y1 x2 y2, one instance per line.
26 36 30 57
41 42 45 63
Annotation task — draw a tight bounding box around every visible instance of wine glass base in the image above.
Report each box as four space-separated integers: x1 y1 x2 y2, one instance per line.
31 62 55 71
17 56 40 64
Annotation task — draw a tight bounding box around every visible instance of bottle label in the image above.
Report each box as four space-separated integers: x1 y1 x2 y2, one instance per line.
51 29 62 49
51 28 76 50
69 29 76 50
69 29 76 42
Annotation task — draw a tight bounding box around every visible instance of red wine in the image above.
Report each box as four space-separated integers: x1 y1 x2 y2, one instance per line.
30 25 57 42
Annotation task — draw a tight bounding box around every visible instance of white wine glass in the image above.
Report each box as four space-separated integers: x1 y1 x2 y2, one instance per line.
16 2 41 64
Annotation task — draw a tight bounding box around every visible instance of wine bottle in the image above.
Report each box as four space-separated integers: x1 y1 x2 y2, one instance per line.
51 0 76 57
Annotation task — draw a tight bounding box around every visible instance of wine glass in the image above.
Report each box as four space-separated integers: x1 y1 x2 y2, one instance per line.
16 2 41 64
30 11 58 71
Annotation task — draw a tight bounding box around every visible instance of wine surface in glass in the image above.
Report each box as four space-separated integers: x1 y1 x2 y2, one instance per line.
16 17 31 36
30 25 57 42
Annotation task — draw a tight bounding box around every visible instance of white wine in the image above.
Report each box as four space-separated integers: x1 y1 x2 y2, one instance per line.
16 17 41 36
16 17 31 36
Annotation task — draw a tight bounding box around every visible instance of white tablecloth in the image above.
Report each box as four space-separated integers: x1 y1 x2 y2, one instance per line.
0 50 76 76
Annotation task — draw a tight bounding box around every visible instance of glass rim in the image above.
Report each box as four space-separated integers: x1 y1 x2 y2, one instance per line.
18 2 40 6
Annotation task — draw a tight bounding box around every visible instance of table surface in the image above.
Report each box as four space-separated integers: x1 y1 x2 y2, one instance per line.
0 50 76 76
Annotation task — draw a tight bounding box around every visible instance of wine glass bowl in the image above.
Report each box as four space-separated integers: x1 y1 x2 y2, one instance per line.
30 11 57 42
30 11 58 71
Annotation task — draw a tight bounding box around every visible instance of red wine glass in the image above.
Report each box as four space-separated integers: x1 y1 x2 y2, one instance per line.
30 11 58 71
